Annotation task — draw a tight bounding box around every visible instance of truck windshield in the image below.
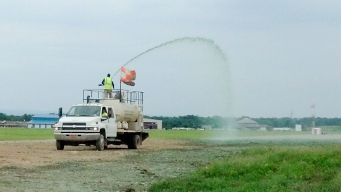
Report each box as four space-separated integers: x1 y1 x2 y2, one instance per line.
66 106 101 117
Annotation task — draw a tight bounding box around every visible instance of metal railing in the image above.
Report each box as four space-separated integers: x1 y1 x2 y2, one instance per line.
82 89 144 111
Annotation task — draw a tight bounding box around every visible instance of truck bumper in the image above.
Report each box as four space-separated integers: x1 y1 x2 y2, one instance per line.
54 133 100 141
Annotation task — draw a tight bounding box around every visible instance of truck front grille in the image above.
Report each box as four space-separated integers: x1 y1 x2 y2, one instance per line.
62 127 87 130
63 122 86 126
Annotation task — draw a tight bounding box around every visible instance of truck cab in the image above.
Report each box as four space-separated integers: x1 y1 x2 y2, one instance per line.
54 89 149 151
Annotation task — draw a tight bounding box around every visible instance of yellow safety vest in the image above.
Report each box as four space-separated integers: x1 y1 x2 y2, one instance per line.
104 77 112 90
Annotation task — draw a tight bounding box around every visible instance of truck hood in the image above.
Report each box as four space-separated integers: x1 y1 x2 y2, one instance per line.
59 116 100 124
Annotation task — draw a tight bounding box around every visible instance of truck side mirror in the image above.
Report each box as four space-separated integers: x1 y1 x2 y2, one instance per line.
58 108 62 118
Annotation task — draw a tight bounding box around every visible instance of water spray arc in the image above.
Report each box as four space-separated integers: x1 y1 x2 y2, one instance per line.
113 37 234 132
113 37 229 77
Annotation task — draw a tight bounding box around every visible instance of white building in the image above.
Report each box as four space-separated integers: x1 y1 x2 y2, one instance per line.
143 118 162 130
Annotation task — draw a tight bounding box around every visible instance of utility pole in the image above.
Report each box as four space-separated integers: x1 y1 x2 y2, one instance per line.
290 109 294 128
311 103 315 128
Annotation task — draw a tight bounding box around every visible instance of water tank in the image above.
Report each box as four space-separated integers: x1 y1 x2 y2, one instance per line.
102 100 140 122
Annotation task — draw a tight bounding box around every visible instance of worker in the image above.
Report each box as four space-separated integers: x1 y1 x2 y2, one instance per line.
102 107 108 118
101 73 114 98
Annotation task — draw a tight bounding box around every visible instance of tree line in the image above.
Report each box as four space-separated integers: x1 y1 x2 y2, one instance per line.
145 115 341 130
145 115 234 129
0 113 32 122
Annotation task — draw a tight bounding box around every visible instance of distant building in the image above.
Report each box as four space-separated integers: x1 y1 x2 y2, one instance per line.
237 118 260 130
27 114 59 128
295 124 302 131
143 118 162 130
273 127 291 131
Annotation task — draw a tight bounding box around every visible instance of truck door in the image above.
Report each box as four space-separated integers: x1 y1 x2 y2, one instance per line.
106 107 117 137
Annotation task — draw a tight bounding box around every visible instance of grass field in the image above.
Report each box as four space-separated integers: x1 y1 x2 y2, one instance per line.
148 129 341 192
0 128 313 141
149 129 313 139
0 128 214 141
0 127 53 141
149 145 341 192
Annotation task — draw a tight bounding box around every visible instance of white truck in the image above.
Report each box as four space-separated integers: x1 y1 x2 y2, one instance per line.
53 89 149 151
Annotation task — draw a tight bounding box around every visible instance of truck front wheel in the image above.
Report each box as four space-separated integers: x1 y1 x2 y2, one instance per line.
128 135 141 149
96 135 105 151
56 140 64 150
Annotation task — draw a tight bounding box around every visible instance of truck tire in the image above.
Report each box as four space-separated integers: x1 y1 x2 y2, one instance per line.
128 135 140 149
96 135 105 151
104 138 108 149
56 140 64 150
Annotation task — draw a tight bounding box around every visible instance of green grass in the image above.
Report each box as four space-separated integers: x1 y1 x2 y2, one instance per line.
148 129 312 140
0 127 54 141
149 145 341 192
0 128 333 142
148 130 214 140
0 128 322 142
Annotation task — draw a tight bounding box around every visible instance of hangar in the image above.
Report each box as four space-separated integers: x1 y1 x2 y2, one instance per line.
27 114 59 128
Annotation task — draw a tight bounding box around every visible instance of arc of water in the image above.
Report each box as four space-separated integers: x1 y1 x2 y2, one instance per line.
113 37 228 77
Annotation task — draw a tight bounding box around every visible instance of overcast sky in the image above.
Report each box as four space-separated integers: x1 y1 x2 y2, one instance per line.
0 1 340 118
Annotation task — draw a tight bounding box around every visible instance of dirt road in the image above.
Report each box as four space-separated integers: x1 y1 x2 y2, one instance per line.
0 138 191 168
0 138 229 192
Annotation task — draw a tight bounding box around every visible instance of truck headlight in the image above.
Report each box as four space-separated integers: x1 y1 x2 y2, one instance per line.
88 127 98 131
54 127 61 131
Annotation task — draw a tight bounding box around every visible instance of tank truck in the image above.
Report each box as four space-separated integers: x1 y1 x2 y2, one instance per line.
53 89 148 151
